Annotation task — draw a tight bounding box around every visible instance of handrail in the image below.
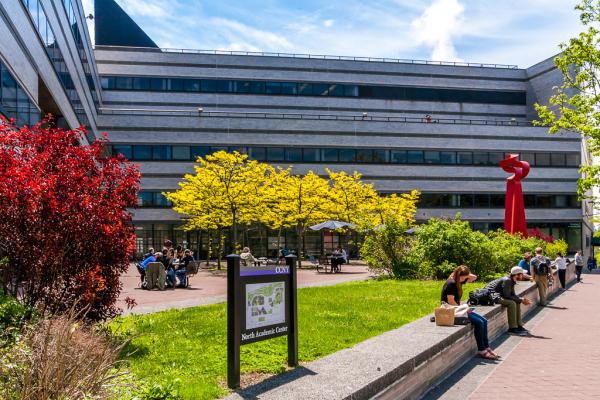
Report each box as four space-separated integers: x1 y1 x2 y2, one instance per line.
93 45 519 70
98 108 532 126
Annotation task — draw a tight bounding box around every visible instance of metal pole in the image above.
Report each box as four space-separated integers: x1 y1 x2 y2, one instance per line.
227 254 241 388
286 254 298 366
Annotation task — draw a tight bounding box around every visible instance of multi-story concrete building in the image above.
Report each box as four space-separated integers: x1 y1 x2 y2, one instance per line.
1 0 593 258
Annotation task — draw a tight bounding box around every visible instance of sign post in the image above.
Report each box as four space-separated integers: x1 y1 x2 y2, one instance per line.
227 253 298 388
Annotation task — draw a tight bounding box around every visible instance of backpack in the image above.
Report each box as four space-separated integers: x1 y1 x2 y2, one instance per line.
532 256 550 275
468 288 500 306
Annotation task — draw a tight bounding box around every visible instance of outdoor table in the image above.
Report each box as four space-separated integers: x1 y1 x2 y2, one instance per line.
330 256 345 273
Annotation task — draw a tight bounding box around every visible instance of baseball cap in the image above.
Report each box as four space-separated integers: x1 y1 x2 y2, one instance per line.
510 266 525 275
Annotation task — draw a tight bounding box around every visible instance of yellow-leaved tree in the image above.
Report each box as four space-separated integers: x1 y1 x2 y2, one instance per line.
266 170 332 266
165 151 273 263
327 169 378 224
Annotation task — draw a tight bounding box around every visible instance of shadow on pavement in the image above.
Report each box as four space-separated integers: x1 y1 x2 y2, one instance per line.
234 366 317 399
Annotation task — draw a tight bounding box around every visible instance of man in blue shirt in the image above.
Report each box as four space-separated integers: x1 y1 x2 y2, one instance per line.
517 252 532 280
141 252 160 271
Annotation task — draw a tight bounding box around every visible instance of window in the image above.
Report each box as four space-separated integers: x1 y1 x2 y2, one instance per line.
473 152 488 165
248 81 266 94
536 195 553 208
344 85 359 97
328 84 344 97
112 145 132 159
249 147 266 161
554 195 568 208
133 77 150 90
115 77 132 90
568 195 580 208
133 145 152 160
536 153 551 166
356 149 373 163
424 151 440 164
280 82 297 95
460 194 474 207
488 152 504 166
100 76 114 89
152 145 171 160
440 152 456 164
303 148 321 162
210 146 228 153
172 146 190 160
265 81 281 94
298 83 313 96
150 78 166 91
285 148 302 162
201 80 216 92
372 149 388 163
519 152 535 166
391 150 407 164
234 81 250 93
154 193 171 207
457 152 473 165
407 150 424 164
490 194 505 207
339 149 356 162
474 194 490 207
524 194 536 207
215 80 231 93
190 146 210 159
312 84 329 96
267 147 285 161
566 153 580 167
322 148 338 162
137 192 153 207
184 79 201 92
550 153 566 166
229 146 247 154
169 79 184 91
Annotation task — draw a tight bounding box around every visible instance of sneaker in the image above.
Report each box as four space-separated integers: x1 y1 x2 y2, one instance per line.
516 326 529 333
508 328 528 336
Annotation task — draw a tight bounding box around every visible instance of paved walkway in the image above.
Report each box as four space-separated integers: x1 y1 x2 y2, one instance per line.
117 262 371 315
424 273 600 400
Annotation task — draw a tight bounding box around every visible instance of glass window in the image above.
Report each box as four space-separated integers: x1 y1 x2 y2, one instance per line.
137 192 153 207
265 82 281 94
356 149 373 163
328 84 344 97
215 80 231 93
210 146 228 153
112 145 132 159
421 194 442 207
100 76 114 89
267 147 285 161
339 149 356 162
152 145 171 160
312 84 329 96
200 80 216 92
235 81 251 93
474 194 490 207
133 145 152 160
229 146 247 154
519 152 535 166
536 153 551 166
184 79 201 92
249 147 266 161
372 149 389 163
391 150 407 164
554 195 568 208
457 152 473 165
344 85 359 97
439 152 456 164
280 82 297 95
154 193 171 207
115 76 132 90
190 146 211 159
169 78 184 91
297 83 313 96
322 148 338 162
150 78 166 91
248 81 265 94
488 152 504 166
172 146 190 160
536 195 553 207
460 194 474 207
568 195 580 208
285 148 302 162
473 153 488 165
566 153 580 167
424 151 440 164
490 194 505 207
524 194 536 207
133 77 150 90
303 148 321 162
407 150 424 164
550 153 566 166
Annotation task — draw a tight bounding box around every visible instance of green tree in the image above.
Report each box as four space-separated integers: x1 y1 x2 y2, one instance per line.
535 0 600 200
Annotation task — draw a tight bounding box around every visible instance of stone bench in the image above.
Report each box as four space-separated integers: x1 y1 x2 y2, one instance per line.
226 262 576 400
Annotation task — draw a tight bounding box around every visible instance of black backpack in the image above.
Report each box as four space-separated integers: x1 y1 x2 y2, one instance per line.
532 256 550 275
468 288 500 306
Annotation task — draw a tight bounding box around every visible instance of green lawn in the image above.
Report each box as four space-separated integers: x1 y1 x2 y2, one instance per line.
109 279 482 400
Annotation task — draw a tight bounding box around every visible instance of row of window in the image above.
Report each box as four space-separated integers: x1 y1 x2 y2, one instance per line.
138 191 579 209
100 75 526 105
20 0 89 128
61 0 98 105
110 145 581 167
0 60 40 126
419 193 580 209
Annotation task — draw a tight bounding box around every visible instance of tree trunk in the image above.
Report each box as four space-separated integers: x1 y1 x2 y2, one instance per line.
206 231 211 267
297 225 305 268
216 229 222 270
277 226 282 263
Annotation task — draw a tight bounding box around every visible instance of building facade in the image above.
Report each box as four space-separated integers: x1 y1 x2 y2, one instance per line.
0 0 593 258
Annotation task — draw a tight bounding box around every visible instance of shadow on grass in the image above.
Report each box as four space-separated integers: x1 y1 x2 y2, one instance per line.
233 366 317 399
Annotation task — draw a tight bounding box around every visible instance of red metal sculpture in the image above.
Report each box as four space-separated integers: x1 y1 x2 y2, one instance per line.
500 154 530 237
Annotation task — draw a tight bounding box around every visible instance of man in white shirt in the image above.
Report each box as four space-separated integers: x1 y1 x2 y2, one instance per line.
555 252 567 289
575 250 584 282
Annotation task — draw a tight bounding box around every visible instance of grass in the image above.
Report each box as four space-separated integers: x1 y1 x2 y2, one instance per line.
109 279 482 400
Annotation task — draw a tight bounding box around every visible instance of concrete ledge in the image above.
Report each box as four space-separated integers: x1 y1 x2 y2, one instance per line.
225 263 576 400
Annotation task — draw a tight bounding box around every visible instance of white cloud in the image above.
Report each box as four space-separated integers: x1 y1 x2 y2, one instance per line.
323 19 334 28
411 0 465 61
208 17 293 52
116 0 171 18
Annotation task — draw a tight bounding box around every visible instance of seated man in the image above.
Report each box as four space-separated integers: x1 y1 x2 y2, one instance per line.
485 266 532 335
517 252 533 281
140 252 157 271
175 249 194 287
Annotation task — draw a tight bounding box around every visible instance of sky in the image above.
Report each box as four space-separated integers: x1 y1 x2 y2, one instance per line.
82 0 583 68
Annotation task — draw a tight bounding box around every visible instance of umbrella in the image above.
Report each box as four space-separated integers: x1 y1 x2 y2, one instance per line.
309 220 356 231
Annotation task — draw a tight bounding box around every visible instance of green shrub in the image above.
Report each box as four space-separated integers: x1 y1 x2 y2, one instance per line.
0 294 31 344
360 220 415 278
545 239 568 259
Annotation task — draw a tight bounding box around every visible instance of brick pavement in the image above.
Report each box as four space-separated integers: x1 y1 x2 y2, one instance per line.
117 262 371 315
468 274 600 400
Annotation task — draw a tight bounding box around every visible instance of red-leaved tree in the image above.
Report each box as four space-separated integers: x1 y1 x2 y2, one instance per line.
0 117 140 320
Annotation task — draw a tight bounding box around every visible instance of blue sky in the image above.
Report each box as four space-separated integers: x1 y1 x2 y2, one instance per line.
83 0 583 67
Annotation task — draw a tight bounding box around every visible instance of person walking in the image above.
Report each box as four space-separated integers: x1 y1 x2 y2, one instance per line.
441 265 499 359
555 252 567 289
575 250 584 282
485 266 532 335
530 247 551 306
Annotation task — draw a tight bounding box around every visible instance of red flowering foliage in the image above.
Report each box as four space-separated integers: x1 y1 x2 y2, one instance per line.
0 117 140 320
527 228 555 243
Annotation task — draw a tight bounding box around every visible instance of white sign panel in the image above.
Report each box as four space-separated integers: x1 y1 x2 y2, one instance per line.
245 282 285 330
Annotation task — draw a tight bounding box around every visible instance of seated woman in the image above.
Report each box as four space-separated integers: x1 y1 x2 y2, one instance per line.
441 265 499 360
240 247 259 266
